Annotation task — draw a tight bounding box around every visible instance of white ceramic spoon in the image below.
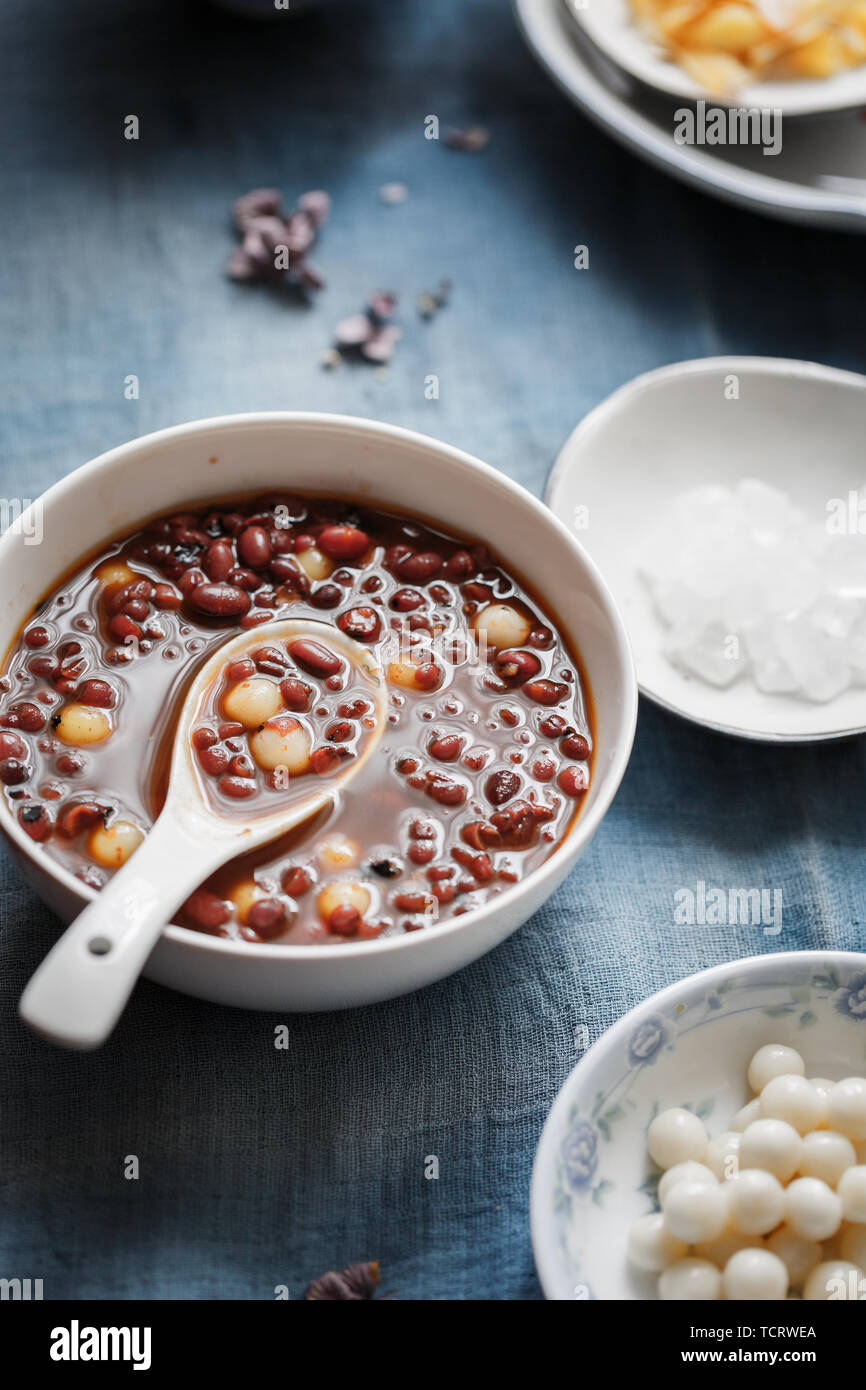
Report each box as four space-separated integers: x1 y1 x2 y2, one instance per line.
19 619 386 1049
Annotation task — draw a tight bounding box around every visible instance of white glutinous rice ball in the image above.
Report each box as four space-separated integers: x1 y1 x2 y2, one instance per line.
798 1130 857 1187
693 1231 763 1268
705 1131 741 1182
760 1075 824 1135
658 1161 718 1207
663 1180 728 1244
731 1098 763 1133
647 1108 708 1169
766 1225 823 1288
723 1248 789 1301
803 1259 865 1301
784 1177 843 1242
837 1166 866 1224
826 1078 866 1141
739 1118 803 1182
748 1045 805 1094
658 1258 722 1301
626 1212 688 1272
726 1168 785 1236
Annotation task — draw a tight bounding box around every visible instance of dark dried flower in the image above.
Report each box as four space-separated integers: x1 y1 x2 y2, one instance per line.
417 279 452 320
444 125 491 152
330 294 401 365
226 187 328 290
304 1260 381 1300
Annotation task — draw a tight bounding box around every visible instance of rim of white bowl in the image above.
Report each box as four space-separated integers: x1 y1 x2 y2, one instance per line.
0 411 638 964
531 946 866 1299
546 355 866 744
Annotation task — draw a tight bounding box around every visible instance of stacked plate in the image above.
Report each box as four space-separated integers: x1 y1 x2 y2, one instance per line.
514 0 866 231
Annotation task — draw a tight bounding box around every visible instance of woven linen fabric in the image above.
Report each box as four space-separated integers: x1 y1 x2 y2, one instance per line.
1 0 864 1301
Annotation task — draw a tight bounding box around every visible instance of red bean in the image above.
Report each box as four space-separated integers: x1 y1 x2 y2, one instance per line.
202 541 233 582
451 846 494 883
444 549 473 580
77 679 115 708
317 524 369 561
337 698 370 719
282 866 312 897
557 765 588 797
561 733 590 761
414 663 441 691
247 897 286 938
429 733 463 762
108 614 142 643
24 626 51 648
310 746 345 776
328 904 361 935
432 883 455 905
0 732 26 760
240 610 273 629
0 758 28 785
229 754 255 778
28 655 60 681
490 800 538 849
237 525 272 570
269 556 310 595
226 658 256 683
494 649 542 686
395 551 443 584
192 726 217 750
461 820 503 851
326 721 353 743
485 768 521 806
198 745 230 776
189 583 252 619
152 583 181 611
427 774 466 806
252 646 289 676
183 888 231 931
532 756 557 782
178 568 206 597
57 801 105 838
18 803 52 841
393 891 433 914
528 626 555 649
337 607 381 642
218 774 256 798
280 677 312 712
311 583 342 610
218 721 244 739
523 679 569 706
539 713 568 738
390 588 426 612
408 842 435 865
289 639 342 678
3 702 45 732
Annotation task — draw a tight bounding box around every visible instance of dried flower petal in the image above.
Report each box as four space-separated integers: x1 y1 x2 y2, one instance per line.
283 212 315 257
304 1260 381 1300
335 314 373 348
362 324 402 363
379 181 409 205
444 125 490 152
232 187 283 232
297 189 331 228
367 291 397 323
225 247 258 281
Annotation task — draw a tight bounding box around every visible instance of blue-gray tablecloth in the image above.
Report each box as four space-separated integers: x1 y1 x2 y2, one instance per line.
1 0 864 1300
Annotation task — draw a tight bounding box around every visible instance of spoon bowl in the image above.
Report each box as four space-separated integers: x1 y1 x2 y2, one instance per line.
18 618 386 1048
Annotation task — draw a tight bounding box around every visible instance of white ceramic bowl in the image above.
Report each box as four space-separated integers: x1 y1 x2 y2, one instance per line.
0 414 637 1012
564 0 866 116
532 949 866 1299
546 356 866 742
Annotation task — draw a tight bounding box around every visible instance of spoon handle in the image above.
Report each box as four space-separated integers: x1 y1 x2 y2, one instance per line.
19 808 229 1050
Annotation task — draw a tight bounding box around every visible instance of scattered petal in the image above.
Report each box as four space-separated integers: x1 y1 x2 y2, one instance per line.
367 290 397 323
304 1260 381 1300
334 314 374 348
362 325 402 363
379 181 409 205
297 189 331 228
232 187 282 232
444 124 490 152
321 347 342 369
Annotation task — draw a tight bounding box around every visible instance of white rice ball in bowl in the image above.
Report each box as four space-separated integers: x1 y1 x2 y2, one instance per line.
531 951 866 1300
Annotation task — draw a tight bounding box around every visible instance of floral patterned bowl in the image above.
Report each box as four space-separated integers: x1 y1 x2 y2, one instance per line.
531 951 866 1300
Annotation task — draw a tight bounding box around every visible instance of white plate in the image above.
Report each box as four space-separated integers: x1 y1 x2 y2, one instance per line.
565 0 866 116
546 357 866 742
531 950 866 1299
514 0 866 231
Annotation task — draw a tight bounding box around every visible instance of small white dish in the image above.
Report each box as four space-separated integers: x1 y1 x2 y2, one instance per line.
564 0 866 116
514 0 866 232
531 949 866 1299
546 356 866 742
0 413 637 1013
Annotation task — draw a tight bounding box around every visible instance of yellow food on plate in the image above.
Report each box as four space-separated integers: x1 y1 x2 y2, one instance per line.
628 0 866 90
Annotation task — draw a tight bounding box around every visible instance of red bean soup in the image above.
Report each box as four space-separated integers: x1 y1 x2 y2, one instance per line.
0 495 594 945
